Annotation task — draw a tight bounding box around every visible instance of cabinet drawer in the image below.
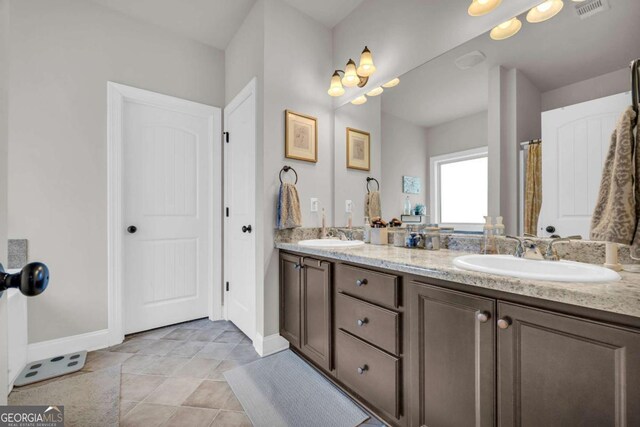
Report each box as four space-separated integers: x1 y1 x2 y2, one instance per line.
336 292 400 355
336 330 400 418
335 264 399 308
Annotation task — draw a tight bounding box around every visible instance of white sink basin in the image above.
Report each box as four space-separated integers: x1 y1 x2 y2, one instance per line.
297 239 365 249
453 254 621 283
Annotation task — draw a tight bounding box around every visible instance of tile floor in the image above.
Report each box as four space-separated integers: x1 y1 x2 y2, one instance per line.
12 318 385 426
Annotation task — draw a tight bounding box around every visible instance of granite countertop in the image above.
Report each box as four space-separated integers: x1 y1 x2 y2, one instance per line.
275 241 640 320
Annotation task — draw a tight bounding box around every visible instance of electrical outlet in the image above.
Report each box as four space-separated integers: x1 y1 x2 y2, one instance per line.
345 200 352 213
310 198 319 212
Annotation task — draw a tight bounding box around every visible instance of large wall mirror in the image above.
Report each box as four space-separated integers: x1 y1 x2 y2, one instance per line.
333 0 640 239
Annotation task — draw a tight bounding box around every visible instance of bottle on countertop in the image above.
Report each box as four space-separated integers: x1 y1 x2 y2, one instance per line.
363 216 371 243
482 215 496 254
495 216 505 236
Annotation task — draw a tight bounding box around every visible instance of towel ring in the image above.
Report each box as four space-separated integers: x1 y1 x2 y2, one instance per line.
279 166 298 185
366 177 379 193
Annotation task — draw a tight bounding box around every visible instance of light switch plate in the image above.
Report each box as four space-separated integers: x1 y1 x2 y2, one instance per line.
310 198 319 212
345 200 352 213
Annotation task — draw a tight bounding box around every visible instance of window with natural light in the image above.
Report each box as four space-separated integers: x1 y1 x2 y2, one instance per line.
431 148 488 229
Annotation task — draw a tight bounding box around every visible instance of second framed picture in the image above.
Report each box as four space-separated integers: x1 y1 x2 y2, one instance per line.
346 127 370 171
285 110 317 163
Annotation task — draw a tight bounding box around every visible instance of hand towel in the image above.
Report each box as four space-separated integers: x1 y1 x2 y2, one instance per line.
364 191 381 219
277 183 302 230
590 106 640 256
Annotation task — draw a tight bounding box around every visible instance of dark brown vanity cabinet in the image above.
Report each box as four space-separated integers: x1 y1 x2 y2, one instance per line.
497 302 640 427
408 281 496 427
279 253 332 371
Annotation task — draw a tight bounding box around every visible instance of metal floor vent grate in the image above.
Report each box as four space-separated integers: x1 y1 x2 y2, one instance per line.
575 0 610 19
13 351 87 387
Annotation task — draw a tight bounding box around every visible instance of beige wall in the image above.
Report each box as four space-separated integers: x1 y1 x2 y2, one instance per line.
8 0 225 343
335 98 382 227
381 112 428 220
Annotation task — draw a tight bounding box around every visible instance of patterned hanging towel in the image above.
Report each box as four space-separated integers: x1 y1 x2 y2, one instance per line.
277 183 302 230
590 106 640 257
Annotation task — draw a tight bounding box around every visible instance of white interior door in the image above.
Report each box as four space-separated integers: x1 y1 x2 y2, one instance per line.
123 91 220 334
540 92 630 238
224 79 257 340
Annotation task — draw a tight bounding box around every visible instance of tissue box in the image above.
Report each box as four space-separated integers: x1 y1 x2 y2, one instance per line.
370 228 388 245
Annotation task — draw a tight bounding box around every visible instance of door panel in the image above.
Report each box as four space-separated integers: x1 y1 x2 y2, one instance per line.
124 98 218 334
224 82 257 339
540 92 629 238
280 253 301 348
498 302 640 427
409 281 495 427
301 258 332 371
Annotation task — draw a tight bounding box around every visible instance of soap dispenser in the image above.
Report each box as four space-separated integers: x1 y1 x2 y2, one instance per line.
495 216 505 236
482 216 496 254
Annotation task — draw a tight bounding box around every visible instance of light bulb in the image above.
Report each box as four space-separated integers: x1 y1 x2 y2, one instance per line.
490 17 522 40
342 59 359 88
327 71 345 97
351 95 367 105
357 46 376 77
468 0 502 16
526 0 564 23
366 87 384 97
382 78 400 88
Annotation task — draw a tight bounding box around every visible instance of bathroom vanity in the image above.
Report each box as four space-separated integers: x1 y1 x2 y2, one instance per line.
277 242 640 427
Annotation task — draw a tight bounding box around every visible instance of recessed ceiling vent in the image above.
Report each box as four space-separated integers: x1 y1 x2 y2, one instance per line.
455 50 486 70
575 0 610 20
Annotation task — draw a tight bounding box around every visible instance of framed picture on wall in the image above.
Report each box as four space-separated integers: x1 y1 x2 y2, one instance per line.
346 127 370 171
285 110 317 163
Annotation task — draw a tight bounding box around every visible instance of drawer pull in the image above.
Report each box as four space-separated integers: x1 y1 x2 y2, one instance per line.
357 365 369 375
357 318 369 327
497 317 512 330
476 311 490 323
356 278 368 287
294 263 303 270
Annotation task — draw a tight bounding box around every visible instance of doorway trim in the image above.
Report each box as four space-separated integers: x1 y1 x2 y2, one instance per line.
107 82 222 346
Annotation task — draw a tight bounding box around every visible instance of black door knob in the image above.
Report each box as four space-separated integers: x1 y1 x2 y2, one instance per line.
127 226 137 234
242 225 252 233
0 262 50 297
546 225 556 233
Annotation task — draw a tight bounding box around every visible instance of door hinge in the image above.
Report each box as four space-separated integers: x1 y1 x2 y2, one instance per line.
226 282 229 292
223 131 229 143
225 207 229 217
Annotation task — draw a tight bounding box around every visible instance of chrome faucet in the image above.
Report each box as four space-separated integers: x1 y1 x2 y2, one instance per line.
544 235 581 261
505 236 543 260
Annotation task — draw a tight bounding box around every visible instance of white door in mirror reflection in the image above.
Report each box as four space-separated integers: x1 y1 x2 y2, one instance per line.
539 92 630 238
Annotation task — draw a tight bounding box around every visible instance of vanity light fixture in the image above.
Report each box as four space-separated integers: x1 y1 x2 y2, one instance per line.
366 87 384 97
351 95 368 105
328 46 376 96
490 17 522 40
527 0 564 23
382 78 400 88
468 0 502 16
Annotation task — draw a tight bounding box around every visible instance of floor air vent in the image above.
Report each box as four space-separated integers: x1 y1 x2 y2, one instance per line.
575 0 610 19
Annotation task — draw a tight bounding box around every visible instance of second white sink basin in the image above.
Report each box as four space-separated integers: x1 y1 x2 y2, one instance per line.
453 254 621 283
298 239 365 249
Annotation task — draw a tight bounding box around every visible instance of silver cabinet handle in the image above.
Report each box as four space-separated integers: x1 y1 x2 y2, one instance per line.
497 317 512 330
294 263 303 270
476 311 490 323
356 279 368 287
357 365 368 375
357 318 368 327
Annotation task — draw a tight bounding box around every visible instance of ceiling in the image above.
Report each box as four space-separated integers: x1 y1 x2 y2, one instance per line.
381 0 640 128
89 0 364 50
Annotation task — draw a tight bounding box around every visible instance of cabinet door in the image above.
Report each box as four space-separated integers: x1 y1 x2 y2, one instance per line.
279 253 302 348
498 302 640 427
409 281 495 427
300 257 332 371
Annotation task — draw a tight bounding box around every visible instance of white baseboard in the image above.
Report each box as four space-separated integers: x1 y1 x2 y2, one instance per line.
253 332 289 357
27 329 111 363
